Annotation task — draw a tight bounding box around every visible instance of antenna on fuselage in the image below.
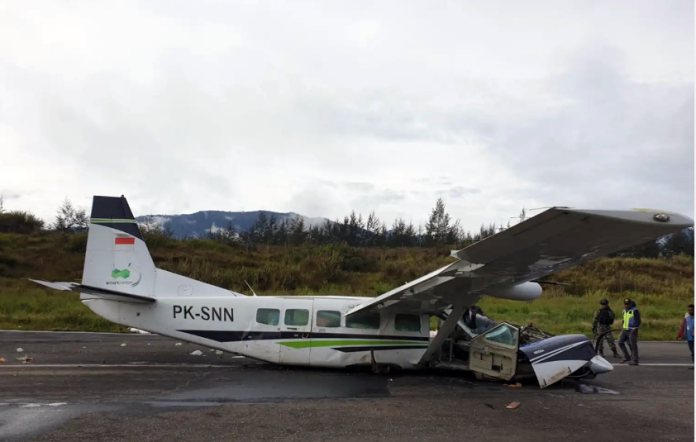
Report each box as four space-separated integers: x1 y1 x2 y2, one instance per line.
244 280 258 297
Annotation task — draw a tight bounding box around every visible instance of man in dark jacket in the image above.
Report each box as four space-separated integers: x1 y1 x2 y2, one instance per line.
463 305 496 334
592 299 620 358
618 298 641 365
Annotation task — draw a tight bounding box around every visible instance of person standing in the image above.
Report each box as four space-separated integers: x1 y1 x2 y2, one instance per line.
677 304 694 368
618 298 641 365
592 299 620 358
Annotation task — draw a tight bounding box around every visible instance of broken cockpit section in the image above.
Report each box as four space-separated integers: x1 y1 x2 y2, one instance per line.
426 308 604 388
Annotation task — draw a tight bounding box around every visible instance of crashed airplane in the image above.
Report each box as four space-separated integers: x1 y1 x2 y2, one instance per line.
32 196 693 388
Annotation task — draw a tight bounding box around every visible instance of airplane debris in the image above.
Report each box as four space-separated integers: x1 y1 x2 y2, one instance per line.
215 350 223 355
120 343 127 347
506 402 521 409
190 350 203 356
17 355 33 364
175 343 182 346
129 328 151 334
16 348 23 352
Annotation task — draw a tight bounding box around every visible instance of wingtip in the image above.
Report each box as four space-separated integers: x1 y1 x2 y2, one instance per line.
559 208 694 228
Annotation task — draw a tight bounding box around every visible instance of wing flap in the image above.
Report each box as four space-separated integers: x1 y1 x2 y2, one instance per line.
29 279 156 304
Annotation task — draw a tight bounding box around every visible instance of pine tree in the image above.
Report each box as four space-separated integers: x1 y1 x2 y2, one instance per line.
425 198 451 246
365 211 381 247
265 214 277 244
206 222 237 246
275 219 289 246
519 207 527 223
374 222 388 247
404 221 417 247
52 197 89 233
321 219 336 244
290 216 307 245
390 218 406 247
416 223 424 247
346 211 364 246
446 219 462 245
307 224 322 245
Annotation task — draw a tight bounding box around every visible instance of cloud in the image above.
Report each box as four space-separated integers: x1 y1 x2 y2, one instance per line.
0 191 22 200
0 0 692 232
343 182 375 192
440 187 482 199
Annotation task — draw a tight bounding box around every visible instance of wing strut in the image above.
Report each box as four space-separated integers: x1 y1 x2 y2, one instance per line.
418 303 467 366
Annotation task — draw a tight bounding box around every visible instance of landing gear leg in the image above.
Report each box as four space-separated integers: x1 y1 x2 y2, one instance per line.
371 350 390 374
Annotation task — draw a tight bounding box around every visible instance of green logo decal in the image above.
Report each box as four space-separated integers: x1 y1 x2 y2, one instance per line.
111 268 131 279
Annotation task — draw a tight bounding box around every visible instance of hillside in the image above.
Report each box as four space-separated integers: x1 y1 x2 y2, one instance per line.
0 230 693 339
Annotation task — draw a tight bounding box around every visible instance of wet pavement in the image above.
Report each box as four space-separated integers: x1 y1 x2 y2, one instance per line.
0 331 693 441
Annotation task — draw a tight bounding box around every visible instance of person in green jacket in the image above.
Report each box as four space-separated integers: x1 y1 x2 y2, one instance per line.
592 299 620 358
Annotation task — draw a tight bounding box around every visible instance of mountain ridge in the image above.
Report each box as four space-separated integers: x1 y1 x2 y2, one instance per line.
136 210 329 239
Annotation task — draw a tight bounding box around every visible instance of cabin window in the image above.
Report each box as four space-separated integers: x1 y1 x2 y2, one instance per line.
316 310 341 328
346 311 380 329
483 324 518 348
284 309 309 326
256 308 280 326
395 314 421 332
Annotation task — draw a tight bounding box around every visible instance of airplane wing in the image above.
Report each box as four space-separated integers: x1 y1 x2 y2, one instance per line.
345 207 693 317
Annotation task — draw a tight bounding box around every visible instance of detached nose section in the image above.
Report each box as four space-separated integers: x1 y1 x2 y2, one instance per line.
588 355 614 374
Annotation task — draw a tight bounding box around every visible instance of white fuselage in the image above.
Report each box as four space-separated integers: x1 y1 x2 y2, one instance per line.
84 295 432 369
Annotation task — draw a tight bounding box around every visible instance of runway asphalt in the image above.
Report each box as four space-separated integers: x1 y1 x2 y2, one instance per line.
0 331 693 442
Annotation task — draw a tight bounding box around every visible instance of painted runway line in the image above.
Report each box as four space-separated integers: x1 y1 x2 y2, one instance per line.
0 363 243 368
612 363 693 367
0 361 691 369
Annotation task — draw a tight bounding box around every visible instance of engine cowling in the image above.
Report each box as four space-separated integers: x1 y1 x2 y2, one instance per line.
486 281 542 301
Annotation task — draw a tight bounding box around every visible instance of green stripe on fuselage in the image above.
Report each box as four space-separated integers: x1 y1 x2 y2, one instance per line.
277 340 429 349
90 218 138 224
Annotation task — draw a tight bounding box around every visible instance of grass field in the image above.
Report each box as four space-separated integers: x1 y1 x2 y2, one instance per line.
0 231 693 339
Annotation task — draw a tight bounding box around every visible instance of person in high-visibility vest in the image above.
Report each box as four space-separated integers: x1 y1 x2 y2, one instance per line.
618 298 641 365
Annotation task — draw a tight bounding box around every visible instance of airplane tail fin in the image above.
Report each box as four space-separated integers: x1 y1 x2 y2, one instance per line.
82 195 157 298
32 195 245 301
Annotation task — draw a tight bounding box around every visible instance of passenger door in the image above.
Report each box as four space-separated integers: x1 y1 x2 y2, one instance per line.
279 299 313 365
468 322 519 381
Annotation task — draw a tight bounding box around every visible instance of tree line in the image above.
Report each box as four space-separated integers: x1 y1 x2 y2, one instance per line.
0 195 693 258
217 198 510 250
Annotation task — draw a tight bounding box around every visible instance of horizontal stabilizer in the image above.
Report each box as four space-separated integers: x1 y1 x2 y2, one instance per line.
29 279 156 304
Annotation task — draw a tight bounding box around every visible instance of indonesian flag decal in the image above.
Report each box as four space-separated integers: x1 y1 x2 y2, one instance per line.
115 234 135 246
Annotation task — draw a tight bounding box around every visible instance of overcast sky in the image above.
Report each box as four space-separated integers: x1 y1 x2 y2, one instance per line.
1 0 693 232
